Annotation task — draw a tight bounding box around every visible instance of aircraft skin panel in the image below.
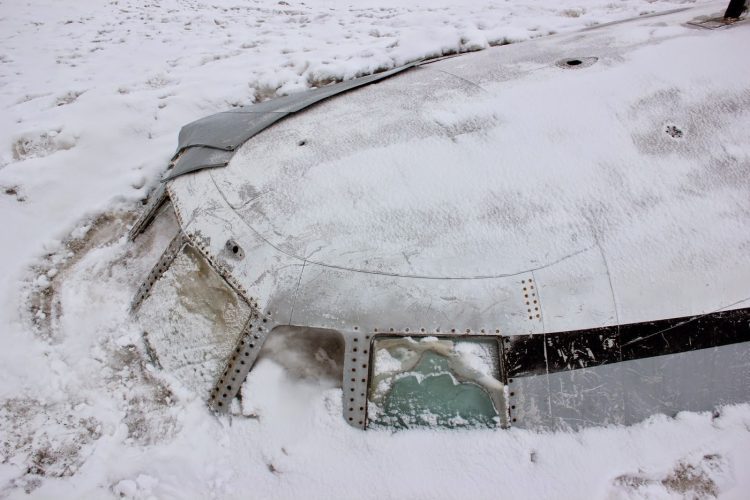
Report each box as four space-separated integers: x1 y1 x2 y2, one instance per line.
134 3 750 428
511 341 750 430
506 307 750 429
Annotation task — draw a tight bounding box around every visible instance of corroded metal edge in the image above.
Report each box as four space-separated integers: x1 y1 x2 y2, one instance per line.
130 230 188 312
208 312 272 412
128 183 168 242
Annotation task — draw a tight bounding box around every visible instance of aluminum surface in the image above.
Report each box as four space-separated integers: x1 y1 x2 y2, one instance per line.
145 4 750 428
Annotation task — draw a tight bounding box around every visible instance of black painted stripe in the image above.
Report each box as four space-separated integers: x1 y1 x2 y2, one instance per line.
504 306 750 378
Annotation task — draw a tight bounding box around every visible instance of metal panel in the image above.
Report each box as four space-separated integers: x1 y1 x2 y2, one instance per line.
176 111 287 153
511 342 750 430
164 62 417 182
506 308 750 430
164 147 235 181
129 183 168 241
156 6 750 428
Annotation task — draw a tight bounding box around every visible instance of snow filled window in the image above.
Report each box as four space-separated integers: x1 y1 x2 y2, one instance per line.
367 337 507 429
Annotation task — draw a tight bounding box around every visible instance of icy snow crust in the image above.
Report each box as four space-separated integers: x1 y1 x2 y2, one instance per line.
368 337 505 429
2 0 750 497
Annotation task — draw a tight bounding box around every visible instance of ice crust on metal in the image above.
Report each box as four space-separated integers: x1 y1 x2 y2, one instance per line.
163 63 417 181
139 6 750 429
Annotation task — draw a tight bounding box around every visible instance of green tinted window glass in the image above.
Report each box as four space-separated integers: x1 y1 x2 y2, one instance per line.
367 337 506 429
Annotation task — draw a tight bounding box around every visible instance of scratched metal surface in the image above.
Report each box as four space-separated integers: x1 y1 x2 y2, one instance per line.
510 341 750 430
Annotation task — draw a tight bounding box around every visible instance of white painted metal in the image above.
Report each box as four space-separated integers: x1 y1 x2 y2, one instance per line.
152 4 750 428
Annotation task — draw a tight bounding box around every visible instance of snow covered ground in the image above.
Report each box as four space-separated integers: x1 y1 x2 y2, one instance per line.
1 0 749 498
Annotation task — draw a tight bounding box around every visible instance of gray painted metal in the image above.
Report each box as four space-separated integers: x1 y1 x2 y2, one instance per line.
163 62 417 182
176 111 287 153
509 341 750 430
164 147 234 182
131 4 750 429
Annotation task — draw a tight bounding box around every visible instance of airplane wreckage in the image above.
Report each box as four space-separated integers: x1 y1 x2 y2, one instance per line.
129 3 750 430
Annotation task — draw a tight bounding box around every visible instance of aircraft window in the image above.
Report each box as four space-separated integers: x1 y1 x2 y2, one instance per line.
367 336 506 429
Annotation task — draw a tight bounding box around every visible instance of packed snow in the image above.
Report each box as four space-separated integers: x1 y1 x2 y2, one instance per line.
1 0 749 498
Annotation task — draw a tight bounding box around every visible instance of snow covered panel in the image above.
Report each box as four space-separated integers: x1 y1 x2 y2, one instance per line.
137 245 251 397
533 246 618 333
287 262 542 334
173 6 750 332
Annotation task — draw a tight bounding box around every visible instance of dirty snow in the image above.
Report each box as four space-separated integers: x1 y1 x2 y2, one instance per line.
1 0 750 498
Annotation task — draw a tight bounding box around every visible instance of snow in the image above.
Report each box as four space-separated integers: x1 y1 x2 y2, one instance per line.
1 0 749 498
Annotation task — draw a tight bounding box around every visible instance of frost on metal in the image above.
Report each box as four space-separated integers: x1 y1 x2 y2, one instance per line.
130 6 750 430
